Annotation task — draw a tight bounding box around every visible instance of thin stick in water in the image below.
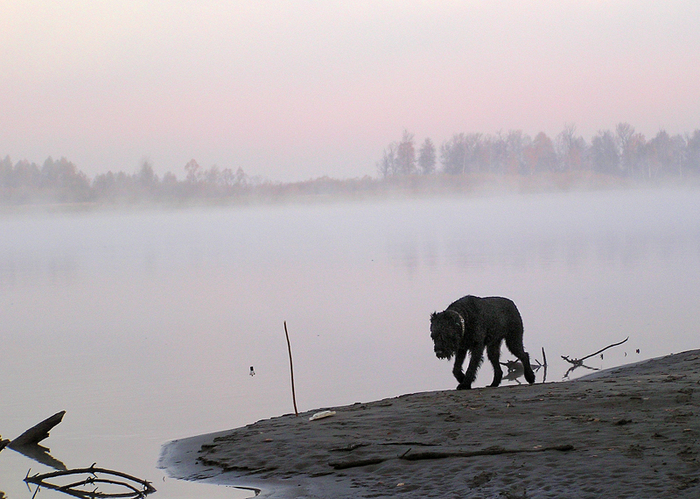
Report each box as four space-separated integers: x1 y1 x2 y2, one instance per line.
284 321 299 416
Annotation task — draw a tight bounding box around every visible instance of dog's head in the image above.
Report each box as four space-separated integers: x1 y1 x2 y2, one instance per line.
430 311 463 360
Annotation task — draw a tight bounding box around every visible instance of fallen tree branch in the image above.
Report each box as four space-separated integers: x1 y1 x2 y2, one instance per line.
25 464 156 498
9 411 66 449
575 336 629 363
562 337 629 378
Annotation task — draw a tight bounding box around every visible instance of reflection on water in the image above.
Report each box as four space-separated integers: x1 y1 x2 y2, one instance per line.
1 187 699 497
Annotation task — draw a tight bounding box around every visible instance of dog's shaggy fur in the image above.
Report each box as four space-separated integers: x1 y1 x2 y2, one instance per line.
430 295 536 390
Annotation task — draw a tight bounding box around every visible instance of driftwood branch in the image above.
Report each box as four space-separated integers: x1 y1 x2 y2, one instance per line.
562 337 629 378
25 465 156 498
576 336 629 362
2 411 68 469
9 411 66 449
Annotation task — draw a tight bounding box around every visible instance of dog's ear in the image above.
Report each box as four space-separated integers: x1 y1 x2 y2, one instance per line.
430 312 438 321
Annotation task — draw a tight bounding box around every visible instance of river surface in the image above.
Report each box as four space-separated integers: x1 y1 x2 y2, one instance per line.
2 187 699 498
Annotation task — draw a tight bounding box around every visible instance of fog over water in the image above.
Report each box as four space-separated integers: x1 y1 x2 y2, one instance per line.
1 187 699 497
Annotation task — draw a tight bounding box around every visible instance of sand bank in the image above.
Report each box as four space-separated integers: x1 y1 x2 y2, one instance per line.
159 350 700 498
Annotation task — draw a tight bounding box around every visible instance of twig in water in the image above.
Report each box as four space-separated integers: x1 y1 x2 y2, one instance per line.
284 321 299 417
24 465 156 498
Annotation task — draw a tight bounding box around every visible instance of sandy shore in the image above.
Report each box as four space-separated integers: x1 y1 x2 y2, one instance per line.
159 350 700 498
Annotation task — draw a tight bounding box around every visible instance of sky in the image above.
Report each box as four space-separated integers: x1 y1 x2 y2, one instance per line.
2 1 699 182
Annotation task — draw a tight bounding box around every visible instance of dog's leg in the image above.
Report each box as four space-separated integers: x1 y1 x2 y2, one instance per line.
505 336 536 384
486 342 503 387
520 351 536 384
452 349 467 384
458 345 484 390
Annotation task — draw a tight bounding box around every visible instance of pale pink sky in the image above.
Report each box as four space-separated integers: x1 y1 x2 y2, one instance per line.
2 1 699 181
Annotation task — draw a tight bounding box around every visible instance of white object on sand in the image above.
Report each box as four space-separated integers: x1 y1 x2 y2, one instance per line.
309 410 336 421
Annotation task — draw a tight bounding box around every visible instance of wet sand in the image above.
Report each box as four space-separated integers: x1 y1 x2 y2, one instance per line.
159 350 700 498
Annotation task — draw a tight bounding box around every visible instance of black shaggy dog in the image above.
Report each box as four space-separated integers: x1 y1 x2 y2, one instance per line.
430 295 536 390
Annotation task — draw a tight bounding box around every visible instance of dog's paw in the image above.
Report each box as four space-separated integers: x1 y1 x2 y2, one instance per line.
456 383 471 390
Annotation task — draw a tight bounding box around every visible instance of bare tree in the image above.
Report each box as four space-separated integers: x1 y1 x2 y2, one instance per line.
377 142 397 178
418 137 436 175
440 133 482 174
590 130 619 174
556 124 586 171
616 126 647 177
505 130 529 174
615 123 635 175
646 130 676 179
184 159 202 183
685 130 700 175
138 160 157 189
525 132 557 174
395 130 416 175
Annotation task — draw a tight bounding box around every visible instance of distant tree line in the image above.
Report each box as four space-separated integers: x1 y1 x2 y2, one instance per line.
0 156 254 205
3 122 699 206
378 124 700 179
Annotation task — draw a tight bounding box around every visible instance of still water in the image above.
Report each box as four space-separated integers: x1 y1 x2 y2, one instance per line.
2 187 699 497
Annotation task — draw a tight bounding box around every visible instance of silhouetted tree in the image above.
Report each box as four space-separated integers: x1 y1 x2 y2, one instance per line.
418 137 436 175
684 130 700 175
495 130 529 174
590 130 619 174
205 165 221 186
483 133 508 173
138 161 157 190
556 124 587 171
377 142 398 178
184 159 202 183
234 167 247 186
395 130 416 175
646 130 675 179
615 123 635 175
525 132 557 174
617 126 647 177
440 133 482 174
38 156 90 202
92 171 117 201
